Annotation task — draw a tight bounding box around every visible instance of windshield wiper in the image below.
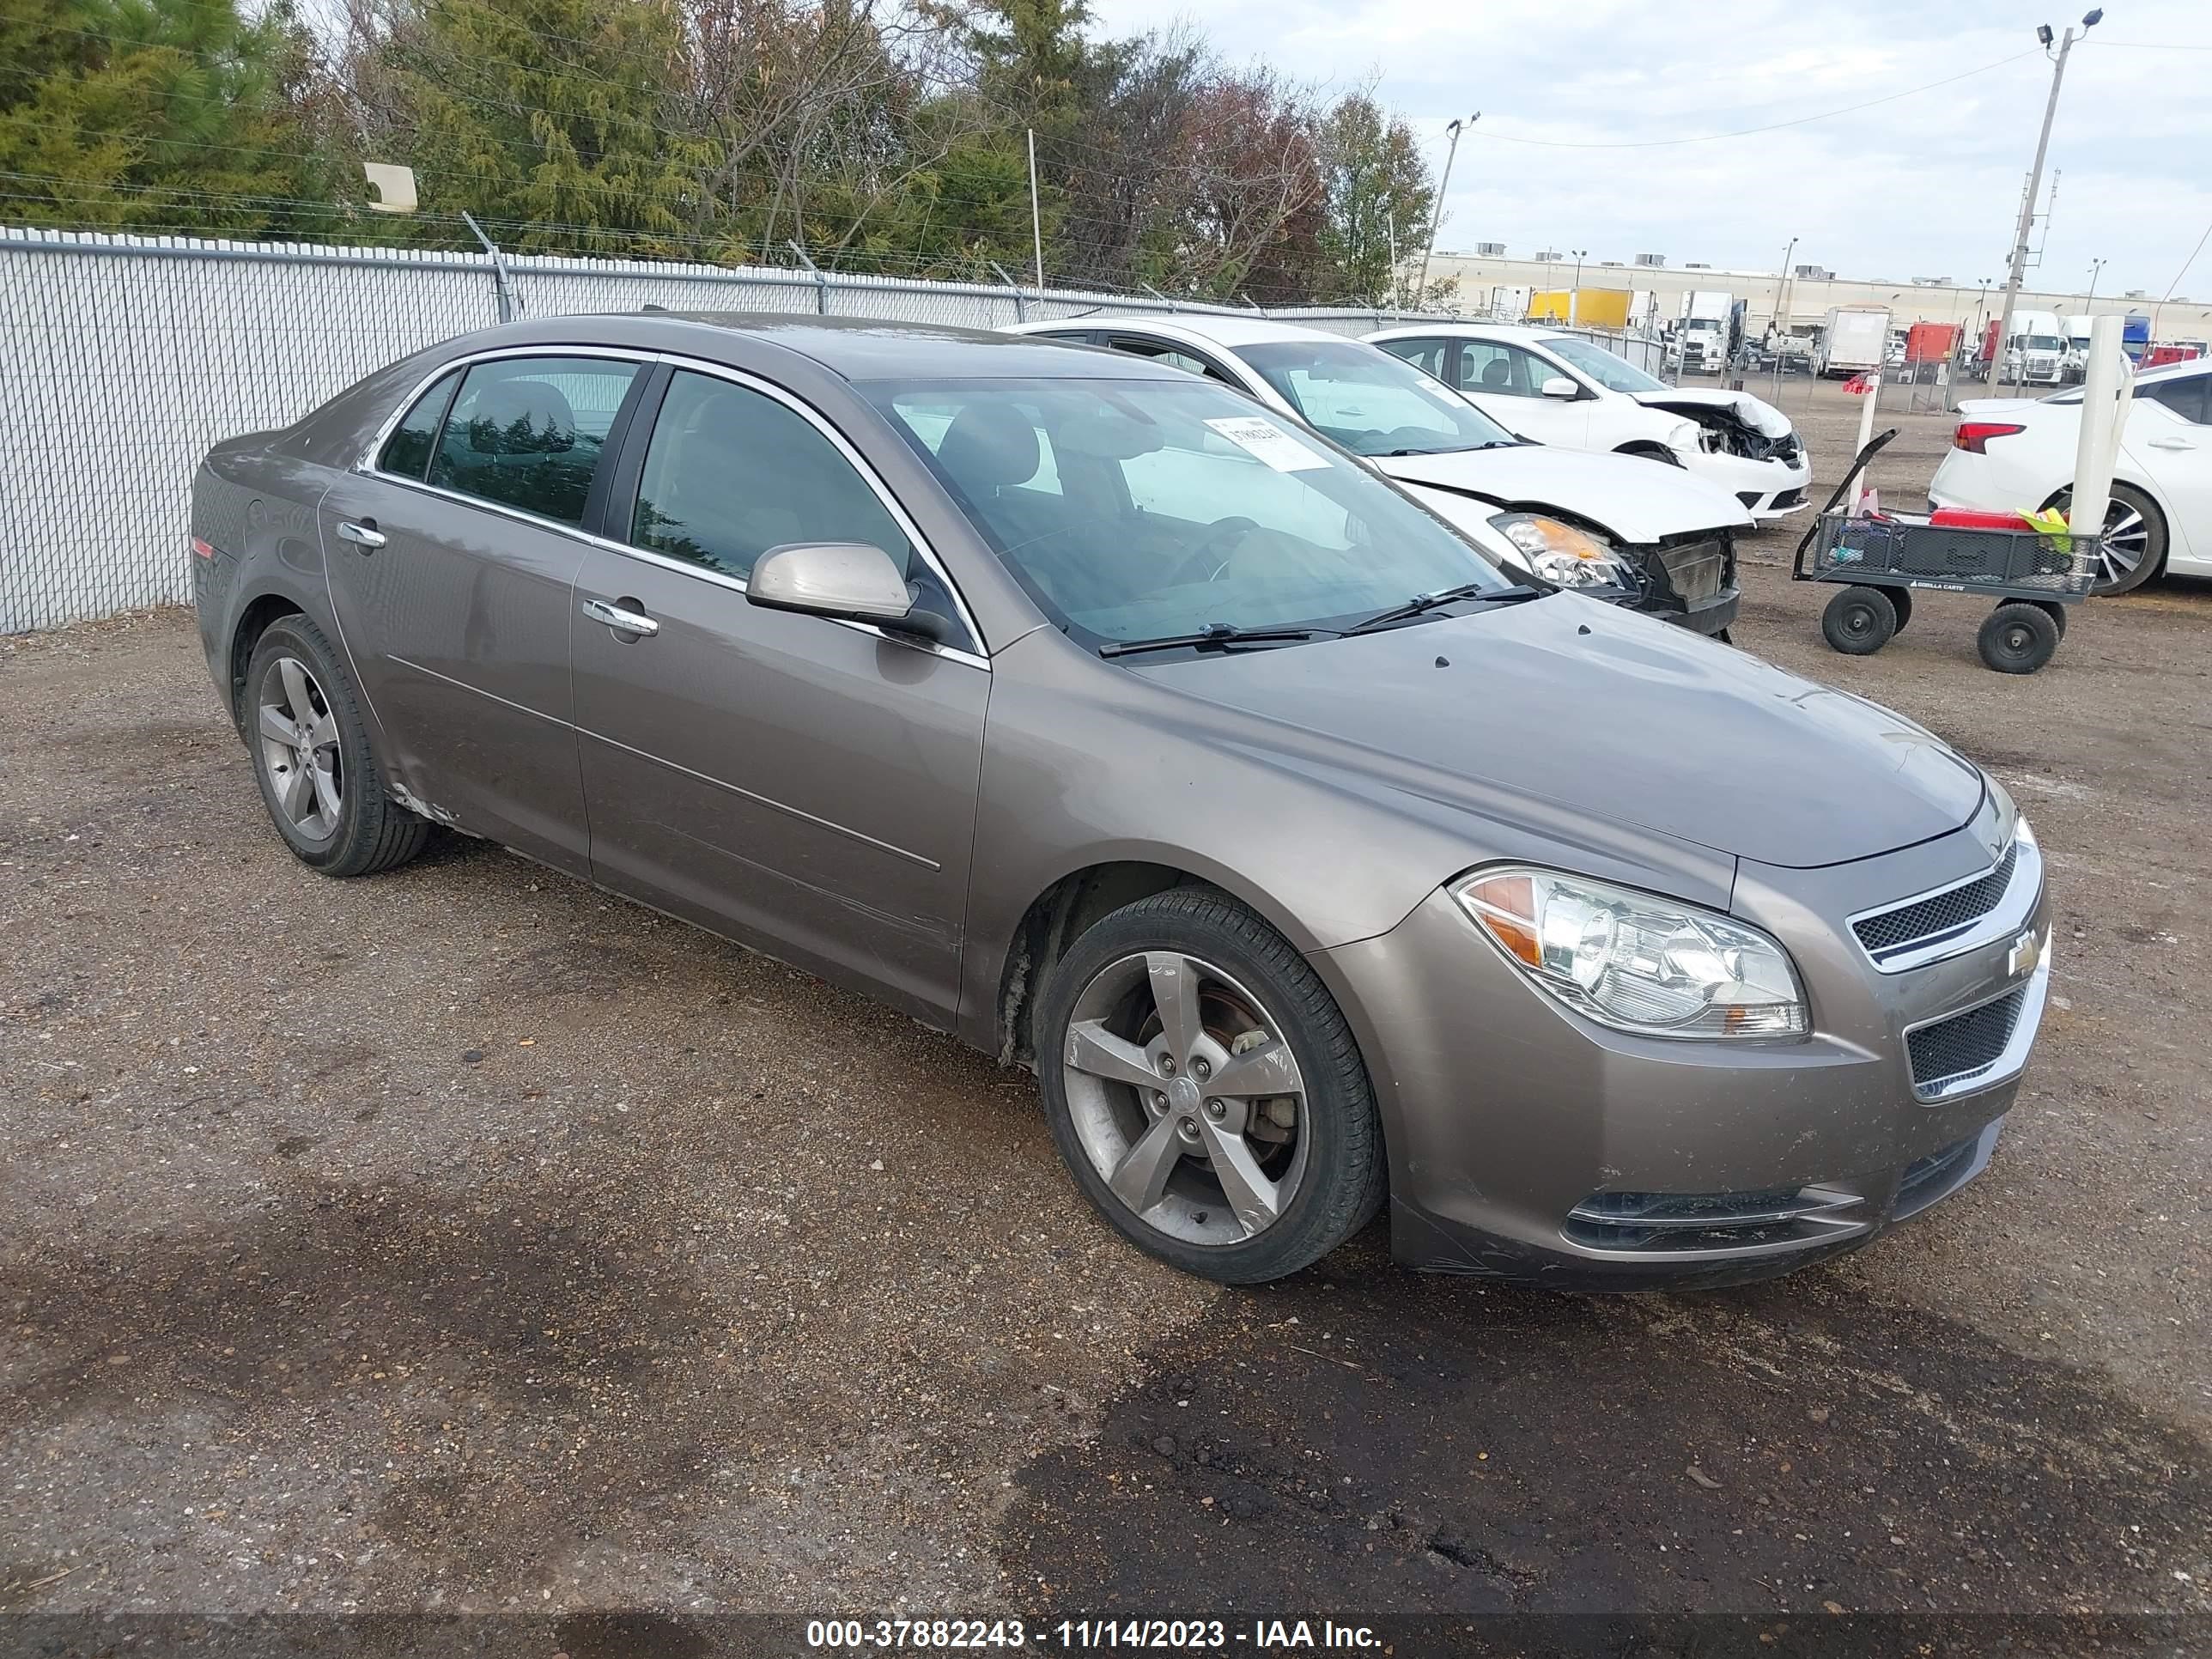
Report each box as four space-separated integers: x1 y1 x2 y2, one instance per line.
1097 623 1330 659
1346 583 1545 635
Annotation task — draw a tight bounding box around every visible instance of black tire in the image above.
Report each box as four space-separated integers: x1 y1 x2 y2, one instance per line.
1712 627 1734 645
2033 599 2068 640
1978 602 2061 674
2042 481 2166 595
242 616 429 877
1821 586 1897 655
1036 887 1384 1284
1887 587 1913 634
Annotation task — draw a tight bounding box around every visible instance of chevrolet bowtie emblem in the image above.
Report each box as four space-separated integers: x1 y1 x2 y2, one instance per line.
2008 928 2044 979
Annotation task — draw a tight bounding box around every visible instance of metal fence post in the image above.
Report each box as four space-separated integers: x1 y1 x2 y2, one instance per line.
988 260 1028 323
1142 283 1179 314
461 210 519 322
787 241 828 315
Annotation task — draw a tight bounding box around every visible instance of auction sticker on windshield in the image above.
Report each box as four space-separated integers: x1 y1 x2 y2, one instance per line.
1206 416 1329 471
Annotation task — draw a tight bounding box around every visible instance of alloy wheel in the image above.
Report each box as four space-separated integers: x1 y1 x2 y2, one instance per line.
2051 489 2151 591
256 655 343 840
1060 951 1309 1246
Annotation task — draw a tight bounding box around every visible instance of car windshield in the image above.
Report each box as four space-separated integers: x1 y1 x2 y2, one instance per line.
869 375 1515 650
1226 339 1518 457
1537 335 1668 393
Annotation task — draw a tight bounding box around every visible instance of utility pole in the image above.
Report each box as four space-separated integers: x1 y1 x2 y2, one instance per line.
1418 112 1477 305
1771 236 1798 340
2086 256 2106 308
1026 129 1045 290
1994 13 2098 392
1569 248 1585 323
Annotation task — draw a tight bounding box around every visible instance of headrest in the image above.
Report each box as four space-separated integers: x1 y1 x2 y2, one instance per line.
936 403 1041 492
469 380 578 454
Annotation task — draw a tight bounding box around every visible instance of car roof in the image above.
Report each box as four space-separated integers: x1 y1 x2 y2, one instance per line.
1366 321 1560 345
1011 313 1351 350
443 311 1188 383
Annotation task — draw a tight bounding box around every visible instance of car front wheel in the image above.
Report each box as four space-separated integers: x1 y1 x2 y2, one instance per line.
244 615 428 877
1037 888 1384 1283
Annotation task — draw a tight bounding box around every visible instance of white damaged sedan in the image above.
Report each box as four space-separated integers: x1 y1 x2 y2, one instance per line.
1367 321 1814 522
1005 314 1755 636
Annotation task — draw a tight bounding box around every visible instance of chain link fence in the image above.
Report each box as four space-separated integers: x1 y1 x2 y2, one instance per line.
0 226 1661 634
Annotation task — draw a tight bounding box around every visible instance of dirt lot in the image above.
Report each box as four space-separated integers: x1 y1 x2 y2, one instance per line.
3 379 2209 1641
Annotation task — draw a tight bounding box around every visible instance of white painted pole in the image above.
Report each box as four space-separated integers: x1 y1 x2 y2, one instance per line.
2069 314 2129 536
1027 129 1045 289
1850 371 1883 513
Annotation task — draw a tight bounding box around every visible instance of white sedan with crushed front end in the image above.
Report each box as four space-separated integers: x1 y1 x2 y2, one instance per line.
1365 321 1814 522
1005 314 1755 636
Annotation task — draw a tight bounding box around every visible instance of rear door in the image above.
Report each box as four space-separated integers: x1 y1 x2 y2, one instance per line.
2124 370 2209 568
319 350 647 874
568 365 989 1026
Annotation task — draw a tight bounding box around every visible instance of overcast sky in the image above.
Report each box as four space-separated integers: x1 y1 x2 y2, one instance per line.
1089 0 2212 301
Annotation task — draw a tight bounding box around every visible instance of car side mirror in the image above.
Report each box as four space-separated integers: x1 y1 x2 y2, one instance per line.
748 542 945 640
1539 377 1580 400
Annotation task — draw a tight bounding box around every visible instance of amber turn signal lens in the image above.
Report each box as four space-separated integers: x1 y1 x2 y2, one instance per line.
1463 872 1543 969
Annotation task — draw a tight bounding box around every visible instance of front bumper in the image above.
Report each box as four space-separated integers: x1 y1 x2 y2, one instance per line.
1313 811 2049 1289
1685 448 1814 522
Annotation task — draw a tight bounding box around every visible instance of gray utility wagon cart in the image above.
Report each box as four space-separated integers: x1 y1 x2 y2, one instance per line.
1792 429 2099 674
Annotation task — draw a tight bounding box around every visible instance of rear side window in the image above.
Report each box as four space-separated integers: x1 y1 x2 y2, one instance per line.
428 356 641 525
2142 374 2208 425
378 370 459 479
1375 337 1448 379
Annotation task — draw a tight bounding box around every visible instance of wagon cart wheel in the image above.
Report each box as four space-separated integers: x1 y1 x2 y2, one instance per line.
1978 603 2061 674
2031 599 2067 640
1887 588 1914 635
1820 586 1898 655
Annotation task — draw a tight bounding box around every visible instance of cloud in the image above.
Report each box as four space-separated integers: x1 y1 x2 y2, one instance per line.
1090 0 2212 301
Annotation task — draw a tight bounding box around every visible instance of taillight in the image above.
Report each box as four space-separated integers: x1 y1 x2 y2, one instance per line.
190 536 217 559
1953 422 2025 454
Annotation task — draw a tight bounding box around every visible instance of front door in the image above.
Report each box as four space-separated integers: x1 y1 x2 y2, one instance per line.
319 351 647 874
569 366 989 1026
1448 338 1592 447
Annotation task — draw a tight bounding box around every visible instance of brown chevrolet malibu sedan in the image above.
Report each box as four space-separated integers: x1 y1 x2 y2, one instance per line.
192 314 2050 1287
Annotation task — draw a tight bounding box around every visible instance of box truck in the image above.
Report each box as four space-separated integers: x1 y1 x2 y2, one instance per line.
1814 307 1890 377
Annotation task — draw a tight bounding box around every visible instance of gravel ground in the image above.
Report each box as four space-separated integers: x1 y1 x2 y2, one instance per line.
3 377 2208 1635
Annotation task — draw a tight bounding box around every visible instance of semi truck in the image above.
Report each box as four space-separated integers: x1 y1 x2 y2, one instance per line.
1814 306 1890 377
1670 289 1737 373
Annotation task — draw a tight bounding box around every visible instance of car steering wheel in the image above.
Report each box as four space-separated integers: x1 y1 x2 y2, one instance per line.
1167 516 1261 586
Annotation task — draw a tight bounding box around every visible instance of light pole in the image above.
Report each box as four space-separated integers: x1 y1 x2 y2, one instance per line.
1568 249 1586 322
1995 10 2100 392
1771 236 1798 344
1418 112 1478 306
2086 256 2106 309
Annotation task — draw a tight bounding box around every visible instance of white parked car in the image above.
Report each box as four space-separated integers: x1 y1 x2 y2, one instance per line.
1004 314 1753 635
1928 359 2210 595
1364 322 1814 521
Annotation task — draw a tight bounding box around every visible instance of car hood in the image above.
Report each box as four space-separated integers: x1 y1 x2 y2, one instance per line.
1377 445 1753 544
1130 594 1984 871
1630 386 1796 440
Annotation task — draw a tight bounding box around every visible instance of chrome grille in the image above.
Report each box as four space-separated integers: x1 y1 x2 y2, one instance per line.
1907 987 2027 1092
1655 538 1727 604
1855 842 2018 958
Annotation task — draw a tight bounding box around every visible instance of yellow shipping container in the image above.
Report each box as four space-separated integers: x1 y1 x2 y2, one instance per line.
1526 288 1632 328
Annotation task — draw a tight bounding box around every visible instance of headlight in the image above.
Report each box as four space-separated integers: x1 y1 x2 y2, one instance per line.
1455 867 1808 1039
1487 512 1635 590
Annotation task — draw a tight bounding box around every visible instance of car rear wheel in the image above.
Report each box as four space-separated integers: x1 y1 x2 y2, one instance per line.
1821 586 1897 654
244 616 428 877
1037 888 1383 1283
2042 482 2166 595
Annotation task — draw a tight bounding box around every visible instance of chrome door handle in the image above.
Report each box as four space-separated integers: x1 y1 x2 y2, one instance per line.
581 597 659 637
336 520 386 549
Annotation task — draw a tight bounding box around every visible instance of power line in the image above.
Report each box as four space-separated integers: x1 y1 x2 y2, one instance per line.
1474 48 2040 149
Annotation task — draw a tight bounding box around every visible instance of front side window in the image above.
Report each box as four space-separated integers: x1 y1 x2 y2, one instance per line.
428 356 640 525
870 376 1513 649
627 370 967 639
1231 340 1516 457
380 370 460 479
1536 335 1667 394
1374 337 1448 380
1453 340 1548 398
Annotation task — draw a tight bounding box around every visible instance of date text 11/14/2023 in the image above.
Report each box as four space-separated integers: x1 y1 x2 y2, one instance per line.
805 1618 1383 1650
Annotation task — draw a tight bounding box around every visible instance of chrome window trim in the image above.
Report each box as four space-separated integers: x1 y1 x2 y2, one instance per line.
1904 939 2051 1104
352 343 990 669
1846 830 2043 975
